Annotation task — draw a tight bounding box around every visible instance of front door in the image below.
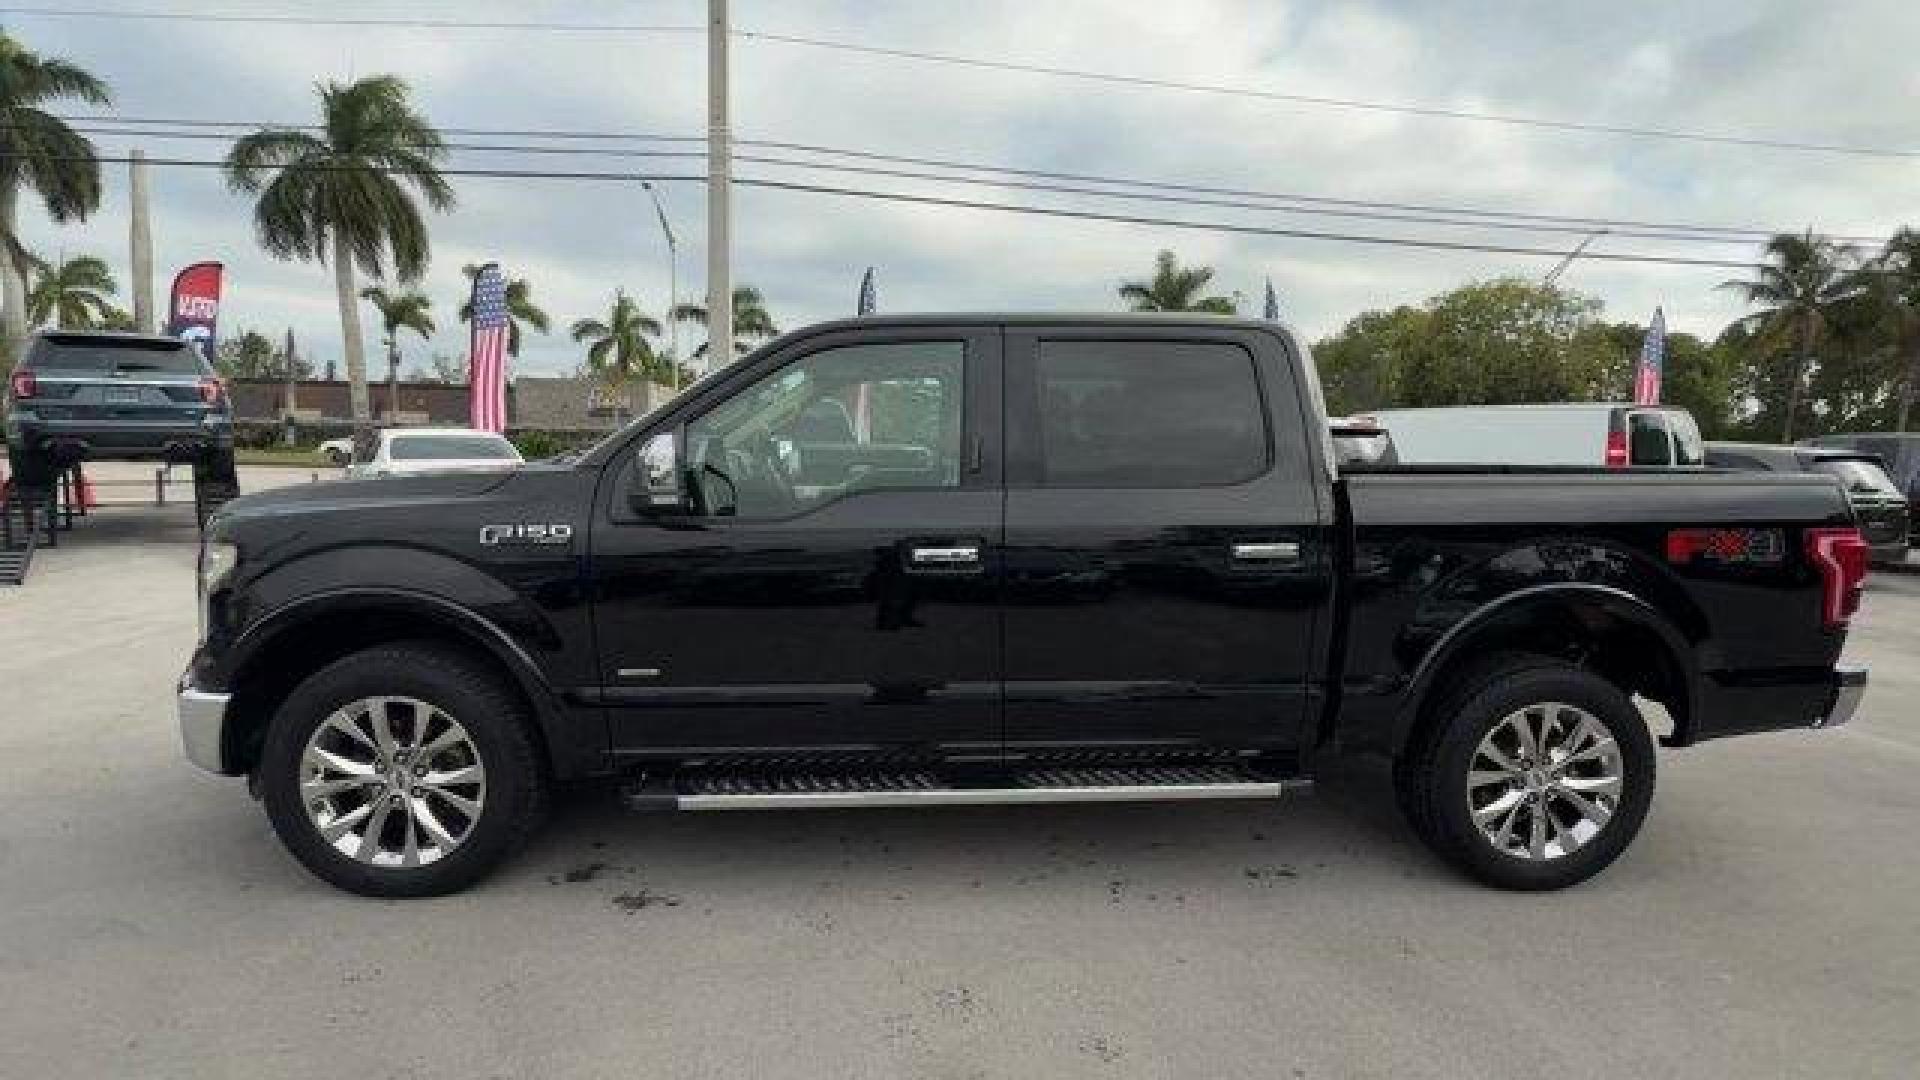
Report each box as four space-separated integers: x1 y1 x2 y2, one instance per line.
590 326 1003 760
999 325 1332 757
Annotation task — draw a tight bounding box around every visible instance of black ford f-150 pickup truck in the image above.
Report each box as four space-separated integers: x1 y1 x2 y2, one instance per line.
178 315 1869 897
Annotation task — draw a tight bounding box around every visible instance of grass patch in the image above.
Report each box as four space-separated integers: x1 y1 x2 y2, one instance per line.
235 447 333 467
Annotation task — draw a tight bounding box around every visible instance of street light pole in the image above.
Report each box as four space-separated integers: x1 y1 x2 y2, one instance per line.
1544 229 1608 287
642 180 680 393
706 0 733 376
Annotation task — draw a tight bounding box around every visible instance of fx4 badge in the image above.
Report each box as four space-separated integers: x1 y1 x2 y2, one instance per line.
479 523 575 546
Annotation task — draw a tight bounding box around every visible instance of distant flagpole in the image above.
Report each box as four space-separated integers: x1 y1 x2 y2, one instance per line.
1633 306 1667 405
467 262 511 432
1262 277 1279 321
853 267 877 441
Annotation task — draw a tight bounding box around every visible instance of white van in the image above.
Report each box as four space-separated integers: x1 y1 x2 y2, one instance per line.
1358 403 1705 468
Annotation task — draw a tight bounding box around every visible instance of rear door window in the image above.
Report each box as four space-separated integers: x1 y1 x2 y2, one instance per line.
389 435 519 461
1030 339 1268 487
29 337 203 376
1627 411 1674 466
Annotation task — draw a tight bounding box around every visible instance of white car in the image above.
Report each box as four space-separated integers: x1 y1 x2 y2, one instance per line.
348 427 523 478
317 437 354 467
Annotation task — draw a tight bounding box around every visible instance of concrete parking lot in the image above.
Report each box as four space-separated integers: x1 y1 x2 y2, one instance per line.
1 472 1915 1079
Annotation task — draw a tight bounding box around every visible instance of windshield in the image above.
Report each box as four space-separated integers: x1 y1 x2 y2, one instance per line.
388 435 519 461
1813 457 1900 496
29 337 203 375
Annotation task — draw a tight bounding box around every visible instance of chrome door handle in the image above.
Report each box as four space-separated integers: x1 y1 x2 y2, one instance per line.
1231 541 1300 562
909 544 981 566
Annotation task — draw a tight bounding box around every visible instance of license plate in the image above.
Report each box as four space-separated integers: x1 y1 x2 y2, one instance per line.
104 387 142 405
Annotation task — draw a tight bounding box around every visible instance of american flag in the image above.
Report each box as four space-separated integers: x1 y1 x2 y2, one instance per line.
1633 306 1666 406
467 263 509 432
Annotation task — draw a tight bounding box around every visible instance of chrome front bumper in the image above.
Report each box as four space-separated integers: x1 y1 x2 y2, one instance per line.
1816 666 1869 730
177 683 232 773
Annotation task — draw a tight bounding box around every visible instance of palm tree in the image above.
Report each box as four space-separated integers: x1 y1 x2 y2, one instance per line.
0 34 112 363
1719 231 1864 440
223 75 454 449
457 263 550 357
1863 229 1920 431
360 286 434 421
670 284 778 363
571 291 666 412
1118 250 1237 314
27 254 117 329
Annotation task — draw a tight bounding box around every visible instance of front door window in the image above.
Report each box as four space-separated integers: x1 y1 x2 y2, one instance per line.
686 341 965 518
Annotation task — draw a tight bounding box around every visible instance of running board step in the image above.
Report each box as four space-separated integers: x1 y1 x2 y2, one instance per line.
643 763 1311 811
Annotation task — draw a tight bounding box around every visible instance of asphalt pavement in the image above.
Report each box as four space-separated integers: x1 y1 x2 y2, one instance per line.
0 472 1914 1079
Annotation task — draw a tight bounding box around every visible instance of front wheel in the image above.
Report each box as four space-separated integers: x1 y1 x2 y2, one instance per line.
1396 655 1655 891
258 642 548 897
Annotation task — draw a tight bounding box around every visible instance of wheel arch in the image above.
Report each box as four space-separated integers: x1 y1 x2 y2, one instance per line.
221 589 581 779
1391 583 1698 754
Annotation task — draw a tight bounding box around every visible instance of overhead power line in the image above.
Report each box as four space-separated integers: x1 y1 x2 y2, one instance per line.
4 7 1913 159
9 149 1764 270
737 31 1920 161
0 7 701 33
46 118 1891 246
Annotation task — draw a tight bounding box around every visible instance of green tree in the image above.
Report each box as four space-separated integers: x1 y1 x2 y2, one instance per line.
216 328 315 381
1117 250 1237 314
670 284 778 363
26 254 116 329
223 75 454 448
1315 278 1606 415
571 290 667 403
457 264 550 357
1860 228 1920 431
1718 231 1863 441
0 33 111 366
360 285 434 416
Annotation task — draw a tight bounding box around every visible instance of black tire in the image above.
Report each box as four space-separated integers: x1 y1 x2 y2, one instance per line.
1394 653 1655 891
259 642 549 897
325 447 349 467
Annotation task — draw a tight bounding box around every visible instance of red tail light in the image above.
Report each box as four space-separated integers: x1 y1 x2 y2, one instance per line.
198 377 226 406
1805 527 1868 629
8 367 34 399
1604 430 1628 469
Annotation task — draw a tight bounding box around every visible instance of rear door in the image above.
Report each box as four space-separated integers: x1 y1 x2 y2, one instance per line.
999 324 1332 756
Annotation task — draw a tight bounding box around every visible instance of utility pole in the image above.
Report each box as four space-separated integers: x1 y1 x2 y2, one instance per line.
706 0 732 372
282 327 299 445
129 149 155 332
642 181 680 392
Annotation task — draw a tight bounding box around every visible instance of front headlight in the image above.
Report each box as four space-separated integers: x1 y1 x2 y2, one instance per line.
197 539 239 639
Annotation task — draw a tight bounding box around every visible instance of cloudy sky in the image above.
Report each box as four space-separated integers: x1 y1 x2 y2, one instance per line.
5 0 1916 378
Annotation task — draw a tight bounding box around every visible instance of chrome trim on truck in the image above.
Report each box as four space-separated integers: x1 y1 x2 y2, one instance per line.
177 684 231 773
1816 666 1868 729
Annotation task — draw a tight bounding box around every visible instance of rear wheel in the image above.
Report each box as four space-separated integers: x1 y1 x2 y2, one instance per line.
258 642 548 897
1395 655 1655 890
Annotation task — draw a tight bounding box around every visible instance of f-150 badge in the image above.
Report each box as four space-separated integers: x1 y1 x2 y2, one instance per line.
479 523 574 546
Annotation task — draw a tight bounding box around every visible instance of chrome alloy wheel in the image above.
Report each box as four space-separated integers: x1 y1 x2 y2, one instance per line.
1466 701 1623 861
299 696 487 868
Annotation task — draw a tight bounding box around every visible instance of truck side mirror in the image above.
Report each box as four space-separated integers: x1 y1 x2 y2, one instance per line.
629 429 687 514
